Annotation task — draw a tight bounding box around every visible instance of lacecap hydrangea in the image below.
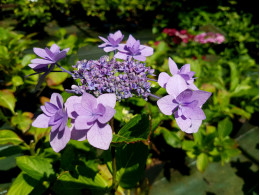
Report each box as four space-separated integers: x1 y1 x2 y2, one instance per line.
28 30 211 152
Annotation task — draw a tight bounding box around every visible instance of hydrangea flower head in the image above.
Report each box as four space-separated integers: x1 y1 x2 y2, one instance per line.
157 75 211 133
32 93 70 152
115 35 153 61
158 57 198 90
98 30 124 52
29 43 70 72
65 93 116 150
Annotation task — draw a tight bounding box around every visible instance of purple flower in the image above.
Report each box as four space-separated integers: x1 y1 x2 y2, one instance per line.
65 93 116 150
115 35 153 61
98 30 124 52
157 75 211 133
158 57 198 90
29 43 70 72
32 93 70 152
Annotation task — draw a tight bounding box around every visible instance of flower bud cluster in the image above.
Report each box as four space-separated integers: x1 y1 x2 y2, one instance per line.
72 56 155 101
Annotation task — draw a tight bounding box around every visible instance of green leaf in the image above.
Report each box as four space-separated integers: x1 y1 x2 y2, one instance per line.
196 153 208 172
0 130 24 145
0 90 16 114
22 54 35 67
228 62 239 91
116 142 149 189
218 118 233 139
0 153 21 171
16 156 54 180
8 172 40 195
11 112 32 132
12 76 24 87
112 114 151 144
46 72 67 86
159 127 181 148
182 140 195 151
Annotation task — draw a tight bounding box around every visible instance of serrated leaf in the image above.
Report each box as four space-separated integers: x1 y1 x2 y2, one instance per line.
7 172 40 195
116 142 149 189
112 114 151 144
0 130 24 145
196 153 208 172
218 118 233 139
0 90 16 114
16 156 54 180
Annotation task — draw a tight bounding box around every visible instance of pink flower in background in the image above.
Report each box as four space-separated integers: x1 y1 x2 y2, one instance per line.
163 28 194 44
194 32 225 44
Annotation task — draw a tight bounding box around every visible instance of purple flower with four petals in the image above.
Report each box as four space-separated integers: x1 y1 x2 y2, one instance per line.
29 43 69 72
158 57 198 90
115 35 153 61
65 93 116 150
157 75 211 133
98 30 124 52
32 93 70 152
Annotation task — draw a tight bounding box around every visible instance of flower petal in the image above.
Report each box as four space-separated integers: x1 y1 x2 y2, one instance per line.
166 75 188 98
97 93 116 108
140 46 153 57
45 102 58 114
184 120 202 133
157 95 178 115
158 72 171 88
99 36 109 43
180 64 190 74
31 58 53 64
65 95 82 119
133 55 146 61
126 35 136 47
32 114 50 128
113 30 123 40
50 93 63 109
74 115 94 130
175 113 192 132
81 93 97 111
182 106 206 120
168 57 178 75
49 126 71 152
70 125 88 141
50 44 60 53
87 122 112 150
188 90 212 107
52 51 67 62
104 46 116 52
114 52 128 60
98 106 116 124
33 48 48 58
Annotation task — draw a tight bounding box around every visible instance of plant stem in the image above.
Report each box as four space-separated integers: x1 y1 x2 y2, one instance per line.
110 118 118 194
56 63 74 76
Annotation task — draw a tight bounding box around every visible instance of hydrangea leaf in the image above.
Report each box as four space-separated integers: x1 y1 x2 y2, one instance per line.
196 153 208 172
218 118 233 139
0 130 24 145
112 114 151 144
0 90 16 114
11 112 33 132
7 172 40 195
46 72 67 86
16 156 55 180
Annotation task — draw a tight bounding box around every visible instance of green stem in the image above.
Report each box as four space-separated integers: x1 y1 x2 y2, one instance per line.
110 118 118 194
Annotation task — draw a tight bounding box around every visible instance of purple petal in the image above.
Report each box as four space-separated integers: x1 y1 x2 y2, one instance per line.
176 89 193 103
74 115 94 130
74 103 91 116
98 106 116 124
62 48 70 53
140 46 153 57
50 126 71 152
185 120 202 133
157 95 178 115
33 48 48 58
87 122 112 150
28 63 48 70
117 44 126 52
70 125 88 141
81 93 97 111
126 35 136 47
99 36 109 43
113 30 123 40
104 47 116 52
166 75 188 98
98 43 109 48
50 93 63 109
168 57 178 75
52 51 67 62
114 52 128 60
45 102 58 114
188 90 212 107
182 106 206 120
133 55 146 61
50 44 60 53
31 58 53 64
65 96 82 119
40 105 52 116
175 113 192 132
32 114 50 128
180 64 190 74
50 121 61 132
158 72 171 88
188 83 199 90
97 93 116 108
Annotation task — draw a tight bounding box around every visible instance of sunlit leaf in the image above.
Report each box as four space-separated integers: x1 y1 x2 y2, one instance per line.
0 130 24 145
0 90 16 114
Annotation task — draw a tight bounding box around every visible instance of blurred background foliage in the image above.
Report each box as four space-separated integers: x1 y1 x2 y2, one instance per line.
0 0 258 194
